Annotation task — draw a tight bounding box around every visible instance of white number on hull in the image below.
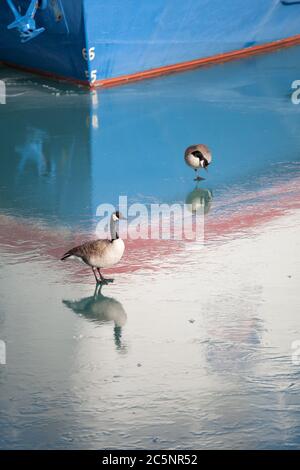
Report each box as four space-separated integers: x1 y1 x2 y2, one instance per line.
85 70 98 85
82 47 96 61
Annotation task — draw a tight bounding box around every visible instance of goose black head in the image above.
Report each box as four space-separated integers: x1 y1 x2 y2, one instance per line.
112 211 127 222
191 150 209 170
114 210 126 221
201 157 210 170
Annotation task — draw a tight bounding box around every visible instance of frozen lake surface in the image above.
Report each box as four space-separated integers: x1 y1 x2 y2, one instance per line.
0 45 300 449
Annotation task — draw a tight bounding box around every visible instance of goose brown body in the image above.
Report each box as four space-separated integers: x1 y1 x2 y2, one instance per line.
61 212 125 284
184 144 212 170
61 238 124 269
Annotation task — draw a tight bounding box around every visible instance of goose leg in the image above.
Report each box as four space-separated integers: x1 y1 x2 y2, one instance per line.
92 267 100 284
97 268 114 284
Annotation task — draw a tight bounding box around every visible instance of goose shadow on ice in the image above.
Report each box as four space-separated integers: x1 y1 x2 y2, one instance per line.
63 284 127 351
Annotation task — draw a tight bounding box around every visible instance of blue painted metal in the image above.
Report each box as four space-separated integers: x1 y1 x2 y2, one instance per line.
0 0 86 81
83 0 300 82
0 0 300 84
6 0 45 43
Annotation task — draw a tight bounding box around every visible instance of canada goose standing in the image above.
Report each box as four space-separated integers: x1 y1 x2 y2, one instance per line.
61 211 125 284
184 144 212 181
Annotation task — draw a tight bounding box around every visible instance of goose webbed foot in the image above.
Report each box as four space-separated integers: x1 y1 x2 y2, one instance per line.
98 277 114 285
96 268 114 285
194 176 205 182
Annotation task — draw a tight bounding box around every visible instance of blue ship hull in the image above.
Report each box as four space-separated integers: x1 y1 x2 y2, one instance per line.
0 0 300 87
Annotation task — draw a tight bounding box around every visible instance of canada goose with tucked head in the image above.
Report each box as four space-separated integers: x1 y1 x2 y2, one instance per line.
61 211 125 284
184 144 212 181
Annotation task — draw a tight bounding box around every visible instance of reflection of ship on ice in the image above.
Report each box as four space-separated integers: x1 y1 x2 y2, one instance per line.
0 85 92 222
1 47 299 230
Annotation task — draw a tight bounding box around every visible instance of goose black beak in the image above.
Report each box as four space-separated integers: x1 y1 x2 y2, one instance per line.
116 212 127 220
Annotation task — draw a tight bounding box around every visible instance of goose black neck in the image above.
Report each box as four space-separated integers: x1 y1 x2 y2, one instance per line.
110 217 120 241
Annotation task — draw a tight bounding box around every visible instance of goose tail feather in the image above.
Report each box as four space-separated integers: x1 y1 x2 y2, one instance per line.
61 252 72 261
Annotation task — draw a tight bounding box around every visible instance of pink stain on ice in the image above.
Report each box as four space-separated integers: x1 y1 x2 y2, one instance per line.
0 174 299 282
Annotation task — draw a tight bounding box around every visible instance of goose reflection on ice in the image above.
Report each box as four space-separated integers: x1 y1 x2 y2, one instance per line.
186 186 213 215
63 285 127 352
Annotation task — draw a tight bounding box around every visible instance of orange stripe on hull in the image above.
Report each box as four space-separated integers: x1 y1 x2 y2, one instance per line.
95 34 300 88
2 34 300 89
